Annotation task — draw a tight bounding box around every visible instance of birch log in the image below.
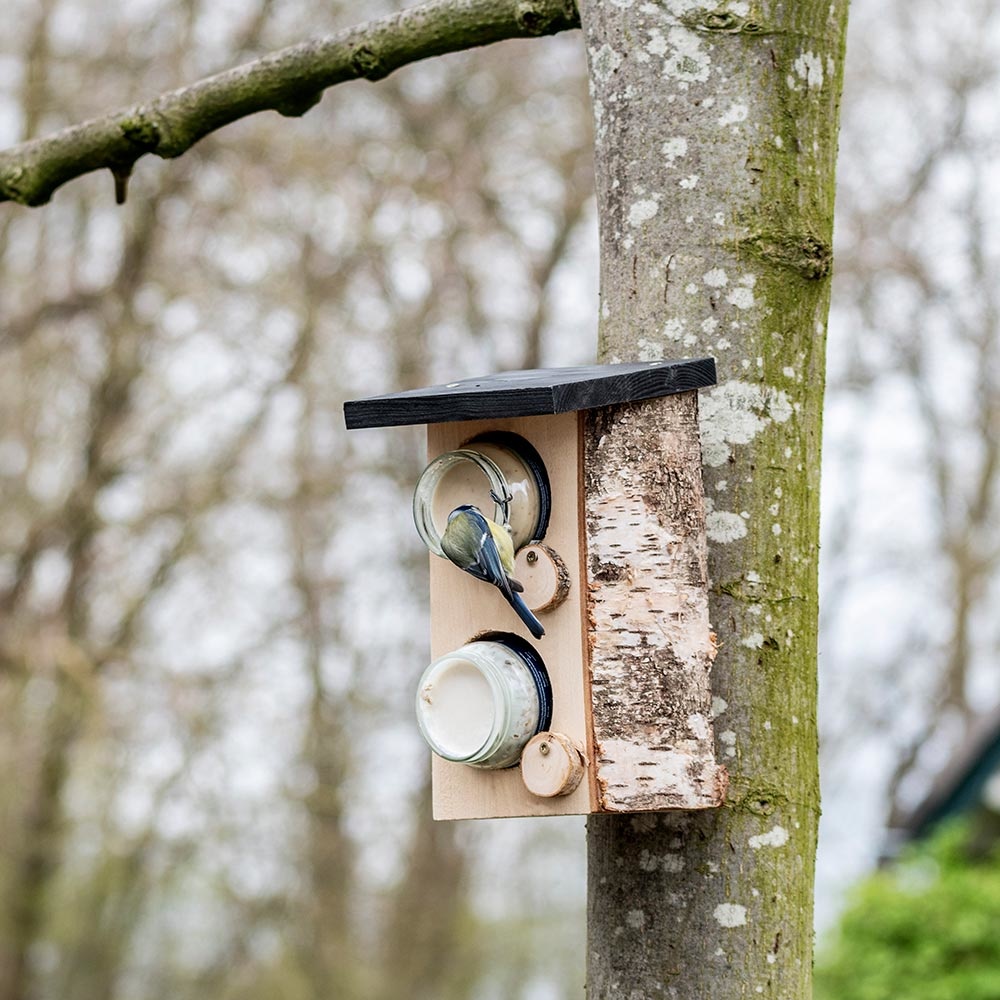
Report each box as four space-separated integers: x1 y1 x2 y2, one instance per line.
585 393 727 812
580 0 850 997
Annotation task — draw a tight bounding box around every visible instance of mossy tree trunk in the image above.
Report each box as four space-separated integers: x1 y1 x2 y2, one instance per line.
579 1 849 997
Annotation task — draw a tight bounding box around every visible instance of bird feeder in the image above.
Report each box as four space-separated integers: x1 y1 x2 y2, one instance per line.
344 359 728 819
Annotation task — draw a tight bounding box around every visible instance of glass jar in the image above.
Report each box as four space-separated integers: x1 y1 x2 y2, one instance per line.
412 432 550 557
415 634 552 770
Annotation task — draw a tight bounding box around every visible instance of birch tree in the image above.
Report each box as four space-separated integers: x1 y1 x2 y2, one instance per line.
0 1 850 997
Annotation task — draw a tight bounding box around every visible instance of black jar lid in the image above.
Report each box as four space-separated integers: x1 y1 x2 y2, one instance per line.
477 630 553 741
467 431 552 545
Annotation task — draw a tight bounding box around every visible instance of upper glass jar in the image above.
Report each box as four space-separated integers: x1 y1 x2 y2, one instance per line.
415 633 553 770
412 432 550 557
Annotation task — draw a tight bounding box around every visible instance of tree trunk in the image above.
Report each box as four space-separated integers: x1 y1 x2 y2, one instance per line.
579 1 849 997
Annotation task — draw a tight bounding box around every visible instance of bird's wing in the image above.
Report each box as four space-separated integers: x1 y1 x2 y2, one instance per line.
467 511 515 599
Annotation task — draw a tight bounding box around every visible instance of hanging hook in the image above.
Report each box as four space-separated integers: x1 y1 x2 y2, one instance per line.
489 487 514 528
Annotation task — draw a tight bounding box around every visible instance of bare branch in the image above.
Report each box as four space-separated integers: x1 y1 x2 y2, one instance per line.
0 0 579 208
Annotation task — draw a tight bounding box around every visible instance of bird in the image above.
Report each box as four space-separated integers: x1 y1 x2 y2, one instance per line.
441 504 545 639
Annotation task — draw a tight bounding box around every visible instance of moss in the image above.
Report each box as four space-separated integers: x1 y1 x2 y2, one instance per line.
515 0 580 35
729 784 791 816
117 115 159 150
1 0 583 206
349 43 385 80
734 229 832 279
273 90 323 118
715 579 745 599
0 164 26 204
573 0 849 992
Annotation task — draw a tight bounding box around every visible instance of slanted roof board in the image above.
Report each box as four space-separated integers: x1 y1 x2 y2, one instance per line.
343 357 717 430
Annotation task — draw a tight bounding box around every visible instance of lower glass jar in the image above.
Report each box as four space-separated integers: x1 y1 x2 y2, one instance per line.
415 634 553 770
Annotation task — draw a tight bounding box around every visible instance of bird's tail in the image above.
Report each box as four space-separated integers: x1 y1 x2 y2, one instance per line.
508 591 545 639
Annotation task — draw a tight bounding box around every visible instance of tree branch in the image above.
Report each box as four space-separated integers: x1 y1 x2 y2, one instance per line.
0 0 579 207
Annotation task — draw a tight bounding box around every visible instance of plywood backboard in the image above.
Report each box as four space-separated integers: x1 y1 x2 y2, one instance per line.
427 411 595 819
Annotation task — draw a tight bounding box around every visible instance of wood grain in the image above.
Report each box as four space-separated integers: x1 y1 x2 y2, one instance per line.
427 412 594 819
520 732 586 798
513 543 571 613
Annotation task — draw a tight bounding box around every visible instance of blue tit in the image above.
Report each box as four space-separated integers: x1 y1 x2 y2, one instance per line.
441 505 545 640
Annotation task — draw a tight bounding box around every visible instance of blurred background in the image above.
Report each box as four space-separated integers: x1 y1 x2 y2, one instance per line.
1 1 999 998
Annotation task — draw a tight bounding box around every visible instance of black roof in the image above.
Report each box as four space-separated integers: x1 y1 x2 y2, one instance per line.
343 358 716 430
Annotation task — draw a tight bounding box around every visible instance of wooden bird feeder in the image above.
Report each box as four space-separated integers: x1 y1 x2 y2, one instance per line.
344 359 728 819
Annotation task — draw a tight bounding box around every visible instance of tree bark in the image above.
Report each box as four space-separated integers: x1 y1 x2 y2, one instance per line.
584 393 728 813
579 1 849 997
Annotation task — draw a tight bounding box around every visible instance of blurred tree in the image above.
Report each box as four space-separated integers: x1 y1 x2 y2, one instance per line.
0 2 592 999
819 0 1000 906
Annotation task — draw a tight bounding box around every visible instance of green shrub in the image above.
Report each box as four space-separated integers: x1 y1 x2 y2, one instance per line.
815 822 1000 1000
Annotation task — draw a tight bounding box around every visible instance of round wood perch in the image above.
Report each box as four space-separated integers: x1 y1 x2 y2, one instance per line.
513 543 571 613
520 731 586 798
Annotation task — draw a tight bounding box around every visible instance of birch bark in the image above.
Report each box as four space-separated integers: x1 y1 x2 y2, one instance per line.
579 1 849 996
